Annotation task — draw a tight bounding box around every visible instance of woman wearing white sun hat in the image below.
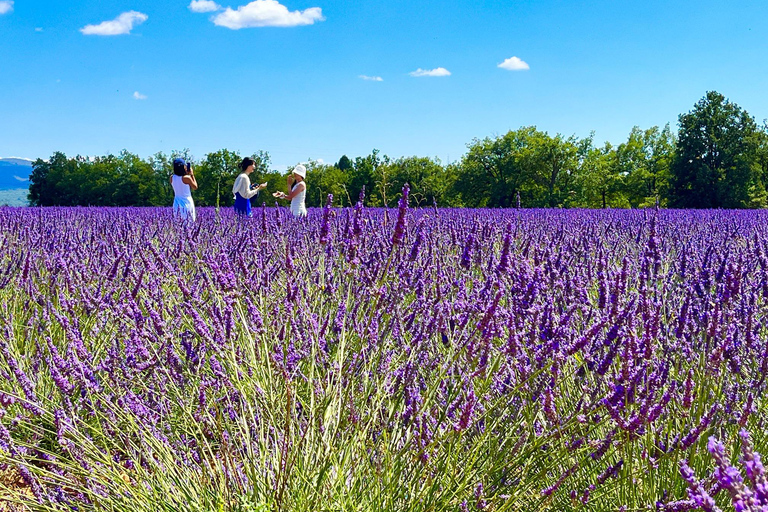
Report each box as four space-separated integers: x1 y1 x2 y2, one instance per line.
274 164 308 218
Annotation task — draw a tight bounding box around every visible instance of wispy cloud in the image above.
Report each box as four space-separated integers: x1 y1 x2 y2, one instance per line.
189 0 222 13
212 0 324 29
498 56 529 71
133 91 148 100
0 1 14 15
409 67 451 78
359 75 383 82
80 11 148 36
35 27 44 32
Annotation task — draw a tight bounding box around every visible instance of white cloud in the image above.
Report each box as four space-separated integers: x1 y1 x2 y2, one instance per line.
359 75 383 82
498 56 530 71
80 11 148 36
409 67 451 77
0 1 13 15
189 0 222 13
35 27 43 32
212 0 324 29
133 91 147 100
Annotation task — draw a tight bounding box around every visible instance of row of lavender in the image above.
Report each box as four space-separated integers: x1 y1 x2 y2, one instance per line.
0 199 767 511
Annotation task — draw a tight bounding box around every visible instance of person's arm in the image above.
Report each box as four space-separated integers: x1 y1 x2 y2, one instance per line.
182 171 198 190
283 181 305 200
233 174 244 197
237 175 261 199
244 179 264 199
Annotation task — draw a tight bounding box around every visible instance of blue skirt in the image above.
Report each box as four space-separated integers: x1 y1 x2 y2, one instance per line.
234 192 251 217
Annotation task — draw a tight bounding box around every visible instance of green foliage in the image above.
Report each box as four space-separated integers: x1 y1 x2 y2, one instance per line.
456 127 583 208
618 125 675 208
305 160 350 207
575 142 625 209
335 154 353 171
671 91 764 208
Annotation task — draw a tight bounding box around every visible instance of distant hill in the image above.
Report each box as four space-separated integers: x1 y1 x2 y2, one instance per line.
0 158 32 188
0 158 32 206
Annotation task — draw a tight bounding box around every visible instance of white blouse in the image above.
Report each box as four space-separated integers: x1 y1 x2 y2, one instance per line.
232 173 260 199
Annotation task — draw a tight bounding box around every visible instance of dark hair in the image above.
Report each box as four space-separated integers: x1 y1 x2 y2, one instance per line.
173 160 187 176
240 157 256 172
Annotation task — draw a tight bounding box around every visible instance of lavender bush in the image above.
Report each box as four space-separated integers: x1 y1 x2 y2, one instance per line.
0 200 767 511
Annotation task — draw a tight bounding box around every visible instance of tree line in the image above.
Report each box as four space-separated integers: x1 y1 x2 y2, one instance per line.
28 91 768 209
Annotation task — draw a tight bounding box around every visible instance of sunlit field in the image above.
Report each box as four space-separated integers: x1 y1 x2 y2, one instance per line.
1 197 767 511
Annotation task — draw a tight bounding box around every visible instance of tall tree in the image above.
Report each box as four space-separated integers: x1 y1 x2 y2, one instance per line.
456 128 537 207
194 149 242 208
519 130 581 207
619 125 675 207
304 160 350 207
336 155 353 171
671 91 762 208
388 156 450 207
749 122 768 208
576 142 625 208
349 150 384 206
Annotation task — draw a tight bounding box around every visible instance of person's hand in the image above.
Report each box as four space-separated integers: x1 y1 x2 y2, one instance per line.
260 182 268 190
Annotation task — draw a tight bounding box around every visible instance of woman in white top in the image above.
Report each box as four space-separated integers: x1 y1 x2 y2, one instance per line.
170 158 198 222
274 165 307 218
233 157 267 217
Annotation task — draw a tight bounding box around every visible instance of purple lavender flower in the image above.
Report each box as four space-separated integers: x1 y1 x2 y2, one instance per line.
391 183 410 246
319 194 333 245
541 464 578 497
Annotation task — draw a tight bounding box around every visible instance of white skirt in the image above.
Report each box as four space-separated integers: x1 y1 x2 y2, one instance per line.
173 197 196 222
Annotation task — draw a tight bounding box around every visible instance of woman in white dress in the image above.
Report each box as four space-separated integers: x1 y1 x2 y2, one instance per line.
274 165 307 218
170 158 198 222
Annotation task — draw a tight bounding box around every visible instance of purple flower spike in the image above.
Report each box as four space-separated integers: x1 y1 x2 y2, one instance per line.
319 194 333 246
392 183 410 246
679 460 722 512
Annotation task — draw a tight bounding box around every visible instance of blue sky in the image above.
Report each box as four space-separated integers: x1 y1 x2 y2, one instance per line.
1 0 767 170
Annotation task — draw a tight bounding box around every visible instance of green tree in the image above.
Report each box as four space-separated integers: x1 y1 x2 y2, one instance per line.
336 155 353 171
456 127 583 208
456 128 534 207
747 122 768 208
349 150 384 206
28 154 55 206
194 149 242 208
146 152 175 206
574 142 626 208
671 91 762 208
619 126 675 208
520 131 581 207
304 161 350 207
387 156 450 206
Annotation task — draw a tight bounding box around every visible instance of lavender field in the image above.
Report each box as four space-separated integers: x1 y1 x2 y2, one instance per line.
1 197 768 511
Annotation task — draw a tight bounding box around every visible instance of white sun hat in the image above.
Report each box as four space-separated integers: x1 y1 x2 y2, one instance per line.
292 164 307 178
